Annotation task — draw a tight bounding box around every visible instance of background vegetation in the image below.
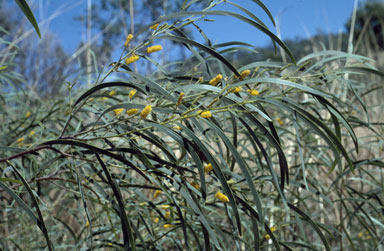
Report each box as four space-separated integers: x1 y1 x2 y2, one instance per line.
1 0 383 250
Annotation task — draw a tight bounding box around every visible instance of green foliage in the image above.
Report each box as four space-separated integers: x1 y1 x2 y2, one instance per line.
1 1 384 250
346 0 384 50
14 0 41 38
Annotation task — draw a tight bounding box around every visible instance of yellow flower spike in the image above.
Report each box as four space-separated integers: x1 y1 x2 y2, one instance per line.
276 118 284 126
16 137 24 144
176 92 184 107
230 86 242 93
127 108 139 116
109 90 116 96
147 45 163 54
140 105 152 119
204 163 213 173
209 74 223 86
124 34 134 47
159 204 170 209
125 54 140 64
191 181 200 190
200 111 212 118
129 89 137 99
164 210 171 219
153 217 159 224
265 226 277 240
173 125 182 130
247 89 259 96
85 220 90 228
215 191 229 203
113 108 124 116
153 190 162 199
240 69 251 80
29 130 35 137
98 97 108 102
357 231 364 238
25 111 31 118
150 23 159 30
227 179 236 185
163 224 173 229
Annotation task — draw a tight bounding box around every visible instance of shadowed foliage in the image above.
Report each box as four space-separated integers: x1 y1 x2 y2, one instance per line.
1 0 384 250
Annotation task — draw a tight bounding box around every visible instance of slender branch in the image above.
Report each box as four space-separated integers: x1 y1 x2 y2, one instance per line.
0 145 50 163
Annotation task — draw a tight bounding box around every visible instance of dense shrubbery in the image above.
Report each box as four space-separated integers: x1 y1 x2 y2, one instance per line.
1 1 384 250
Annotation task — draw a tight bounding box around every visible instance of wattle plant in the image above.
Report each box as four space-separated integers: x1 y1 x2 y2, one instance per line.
1 1 383 250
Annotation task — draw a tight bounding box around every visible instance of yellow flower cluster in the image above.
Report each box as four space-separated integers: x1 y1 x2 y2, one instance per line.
124 34 134 47
153 217 159 224
191 181 200 189
127 108 139 116
16 137 24 145
147 45 163 53
25 111 31 118
230 86 242 93
173 125 182 130
140 105 152 119
176 92 184 107
114 108 124 116
150 23 159 30
204 163 213 173
159 204 170 209
163 224 173 229
247 89 259 96
215 191 229 203
29 130 35 137
129 89 137 99
125 55 139 65
265 226 277 240
357 230 371 239
240 69 251 80
153 189 162 199
209 74 223 86
276 118 284 126
200 111 212 118
109 90 116 96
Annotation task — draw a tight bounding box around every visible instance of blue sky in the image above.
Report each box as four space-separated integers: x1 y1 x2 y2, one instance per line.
27 0 359 53
194 0 357 46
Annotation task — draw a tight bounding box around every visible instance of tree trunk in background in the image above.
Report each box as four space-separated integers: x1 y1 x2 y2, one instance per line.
87 0 92 84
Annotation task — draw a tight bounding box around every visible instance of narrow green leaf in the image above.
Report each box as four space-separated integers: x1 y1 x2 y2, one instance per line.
288 203 331 251
95 154 135 251
178 124 243 237
73 81 147 107
157 35 240 77
9 163 53 250
205 120 264 226
15 0 41 38
152 10 295 63
0 181 39 225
